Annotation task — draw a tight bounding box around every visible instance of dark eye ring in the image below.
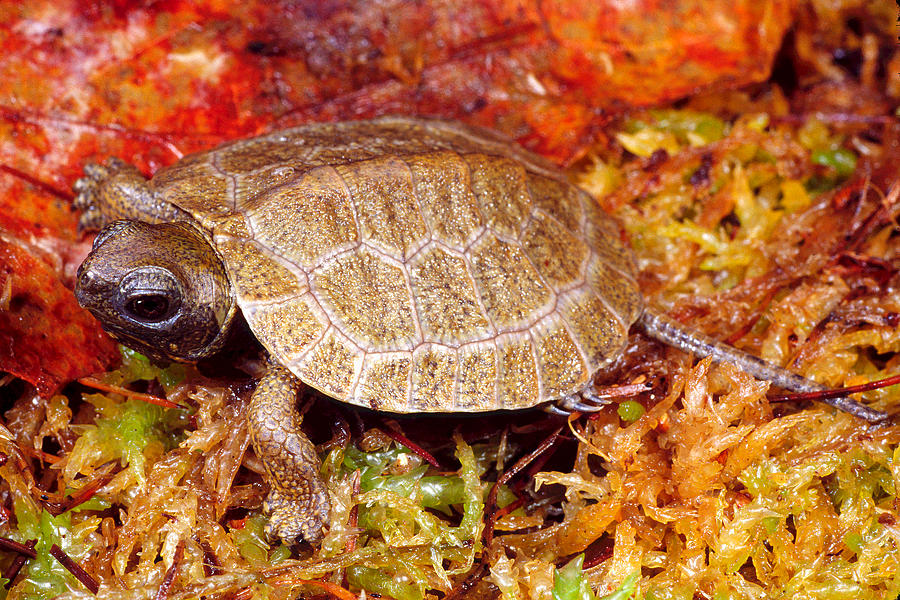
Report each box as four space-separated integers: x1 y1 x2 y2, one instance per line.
125 294 172 322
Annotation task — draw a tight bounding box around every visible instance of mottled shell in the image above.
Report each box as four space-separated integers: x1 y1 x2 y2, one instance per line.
151 117 642 412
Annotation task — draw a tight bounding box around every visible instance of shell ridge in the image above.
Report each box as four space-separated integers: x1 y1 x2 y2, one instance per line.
527 207 592 293
492 337 501 410
555 294 598 379
289 324 342 399
450 345 460 410
501 212 562 322
384 154 431 264
325 163 364 246
424 120 563 179
585 254 637 328
308 240 365 273
240 289 307 311
286 318 333 374
216 234 312 301
335 156 429 261
517 189 576 302
451 229 499 338
459 250 499 338
400 256 425 348
386 154 431 260
556 285 625 373
399 155 436 241
583 239 642 323
346 347 368 402
526 329 546 402
405 345 414 412
456 150 491 247
208 146 239 213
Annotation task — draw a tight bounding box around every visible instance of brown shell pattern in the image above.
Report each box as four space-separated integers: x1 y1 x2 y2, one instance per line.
150 117 642 412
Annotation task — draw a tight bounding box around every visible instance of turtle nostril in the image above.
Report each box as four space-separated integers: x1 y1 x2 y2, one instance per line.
78 269 95 286
75 268 100 300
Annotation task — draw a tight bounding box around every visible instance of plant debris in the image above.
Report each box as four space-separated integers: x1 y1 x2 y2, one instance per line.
1 1 898 599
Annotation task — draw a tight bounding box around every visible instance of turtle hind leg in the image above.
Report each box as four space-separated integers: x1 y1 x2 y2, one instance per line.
638 308 888 423
74 157 189 230
248 364 331 544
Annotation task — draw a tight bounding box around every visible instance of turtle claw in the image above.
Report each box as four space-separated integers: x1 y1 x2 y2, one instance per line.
263 488 328 545
74 163 107 231
552 389 613 414
72 158 169 230
74 160 132 230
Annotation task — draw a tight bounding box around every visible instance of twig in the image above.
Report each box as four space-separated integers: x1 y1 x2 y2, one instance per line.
380 425 441 468
3 539 36 588
78 377 180 409
0 536 37 558
484 426 563 550
153 541 184 600
0 164 73 201
49 544 99 594
771 374 900 404
264 577 357 600
194 536 221 577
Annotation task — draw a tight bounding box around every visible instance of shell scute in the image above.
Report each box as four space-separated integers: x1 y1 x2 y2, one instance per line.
495 334 540 409
155 163 230 227
586 257 643 326
405 151 484 249
532 318 591 398
356 354 411 412
294 328 361 401
247 166 358 269
520 211 589 289
216 237 306 303
582 199 638 281
560 288 628 371
463 153 532 238
333 157 429 260
313 249 417 352
411 345 457 411
468 232 552 329
456 342 498 410
244 295 327 366
526 174 585 234
409 245 492 345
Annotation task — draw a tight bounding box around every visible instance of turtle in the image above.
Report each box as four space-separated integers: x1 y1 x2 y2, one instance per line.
73 116 885 544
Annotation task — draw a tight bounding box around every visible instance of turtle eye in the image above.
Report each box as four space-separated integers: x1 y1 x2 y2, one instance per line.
124 293 172 322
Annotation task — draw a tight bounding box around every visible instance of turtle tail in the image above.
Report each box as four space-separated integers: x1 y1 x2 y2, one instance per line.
637 309 888 423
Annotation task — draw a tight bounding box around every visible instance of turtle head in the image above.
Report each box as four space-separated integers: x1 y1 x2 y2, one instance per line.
75 220 237 362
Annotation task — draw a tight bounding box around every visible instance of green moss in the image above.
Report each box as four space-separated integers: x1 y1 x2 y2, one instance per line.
10 499 95 599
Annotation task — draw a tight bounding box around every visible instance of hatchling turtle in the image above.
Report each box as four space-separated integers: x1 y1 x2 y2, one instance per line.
73 116 885 544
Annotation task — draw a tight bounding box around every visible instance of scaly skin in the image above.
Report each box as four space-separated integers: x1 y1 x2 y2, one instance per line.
248 365 331 544
74 158 189 229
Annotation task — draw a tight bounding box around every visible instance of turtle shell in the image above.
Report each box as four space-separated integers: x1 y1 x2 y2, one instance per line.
150 117 642 412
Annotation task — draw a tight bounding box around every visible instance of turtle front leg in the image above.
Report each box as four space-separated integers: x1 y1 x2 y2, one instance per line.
74 157 189 230
248 364 331 544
